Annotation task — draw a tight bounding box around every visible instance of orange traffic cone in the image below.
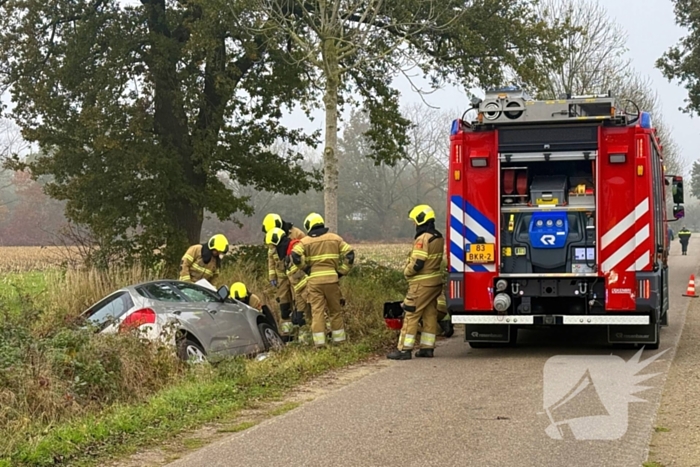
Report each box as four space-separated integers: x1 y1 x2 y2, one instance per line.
683 274 698 298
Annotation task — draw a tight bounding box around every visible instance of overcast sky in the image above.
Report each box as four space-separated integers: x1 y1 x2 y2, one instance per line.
606 0 697 173
3 1 697 174
289 0 698 174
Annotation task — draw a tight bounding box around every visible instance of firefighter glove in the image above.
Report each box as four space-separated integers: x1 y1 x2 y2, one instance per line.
340 298 346 307
291 310 306 326
280 302 292 320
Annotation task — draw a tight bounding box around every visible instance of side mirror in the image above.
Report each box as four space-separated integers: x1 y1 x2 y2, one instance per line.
672 176 684 204
673 204 685 220
216 285 230 301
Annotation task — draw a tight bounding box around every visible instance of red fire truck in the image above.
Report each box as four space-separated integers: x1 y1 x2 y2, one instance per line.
447 88 685 349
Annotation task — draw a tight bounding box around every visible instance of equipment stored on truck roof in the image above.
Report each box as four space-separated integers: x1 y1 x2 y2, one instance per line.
447 88 685 349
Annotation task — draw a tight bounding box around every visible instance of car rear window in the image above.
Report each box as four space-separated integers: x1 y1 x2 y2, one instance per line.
137 283 184 302
87 292 134 327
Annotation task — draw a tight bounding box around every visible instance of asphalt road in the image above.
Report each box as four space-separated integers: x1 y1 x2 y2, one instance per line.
168 239 699 467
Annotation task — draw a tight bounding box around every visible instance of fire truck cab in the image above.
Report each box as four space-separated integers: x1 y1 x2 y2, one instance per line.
447 88 685 349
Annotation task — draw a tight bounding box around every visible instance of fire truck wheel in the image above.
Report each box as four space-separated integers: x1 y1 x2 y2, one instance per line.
507 327 518 347
647 322 661 350
468 341 493 349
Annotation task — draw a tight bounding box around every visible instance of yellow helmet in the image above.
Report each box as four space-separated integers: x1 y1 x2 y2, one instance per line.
229 282 248 300
408 205 435 225
208 234 229 254
265 227 286 246
304 212 324 232
262 213 282 233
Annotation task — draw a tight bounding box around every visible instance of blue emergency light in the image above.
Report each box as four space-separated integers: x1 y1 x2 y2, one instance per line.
640 111 652 129
450 119 460 135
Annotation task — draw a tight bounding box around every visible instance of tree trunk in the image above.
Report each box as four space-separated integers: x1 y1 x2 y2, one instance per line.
322 39 340 233
144 0 205 268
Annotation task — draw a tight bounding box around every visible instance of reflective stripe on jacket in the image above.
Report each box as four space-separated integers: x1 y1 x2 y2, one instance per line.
286 262 310 310
179 244 220 283
292 229 353 285
287 263 309 293
403 232 444 286
268 226 305 281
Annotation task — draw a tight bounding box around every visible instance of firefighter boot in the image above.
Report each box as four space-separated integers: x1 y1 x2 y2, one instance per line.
387 349 412 360
415 348 434 358
439 319 454 338
279 302 294 342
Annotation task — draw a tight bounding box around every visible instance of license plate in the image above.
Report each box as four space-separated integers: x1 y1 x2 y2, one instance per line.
466 243 495 263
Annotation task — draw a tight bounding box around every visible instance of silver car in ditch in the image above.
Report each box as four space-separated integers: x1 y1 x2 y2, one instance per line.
80 280 284 361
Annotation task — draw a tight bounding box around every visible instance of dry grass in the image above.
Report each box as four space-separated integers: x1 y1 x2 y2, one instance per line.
0 246 82 272
0 247 403 465
33 266 159 335
0 244 412 273
354 243 409 269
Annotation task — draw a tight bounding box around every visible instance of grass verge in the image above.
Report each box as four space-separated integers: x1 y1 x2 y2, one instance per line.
2 335 390 467
0 246 404 466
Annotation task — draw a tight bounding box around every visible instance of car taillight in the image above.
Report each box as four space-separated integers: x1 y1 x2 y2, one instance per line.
120 308 156 331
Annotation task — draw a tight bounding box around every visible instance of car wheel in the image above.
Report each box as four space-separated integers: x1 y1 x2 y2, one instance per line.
178 338 206 363
258 322 285 351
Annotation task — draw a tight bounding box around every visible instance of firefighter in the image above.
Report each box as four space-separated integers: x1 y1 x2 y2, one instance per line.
264 227 295 340
262 214 304 341
291 213 354 347
230 282 280 338
230 282 263 310
262 213 305 285
416 292 453 339
179 234 229 285
284 237 313 344
679 226 691 255
387 205 444 360
437 292 454 338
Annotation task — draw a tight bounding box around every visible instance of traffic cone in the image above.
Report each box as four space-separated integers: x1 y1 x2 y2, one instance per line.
683 274 698 297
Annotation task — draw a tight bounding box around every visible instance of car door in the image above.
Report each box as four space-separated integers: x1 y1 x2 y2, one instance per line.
135 282 226 354
170 282 256 351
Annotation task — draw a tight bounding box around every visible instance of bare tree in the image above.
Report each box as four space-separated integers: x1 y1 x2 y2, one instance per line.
0 117 29 208
243 0 461 232
536 0 683 176
242 0 558 232
1 117 22 158
337 104 453 239
338 110 411 239
537 0 629 98
402 103 451 207
614 72 684 175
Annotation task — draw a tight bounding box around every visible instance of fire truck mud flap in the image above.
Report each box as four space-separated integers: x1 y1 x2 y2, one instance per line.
464 324 513 343
608 311 660 346
607 323 658 345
